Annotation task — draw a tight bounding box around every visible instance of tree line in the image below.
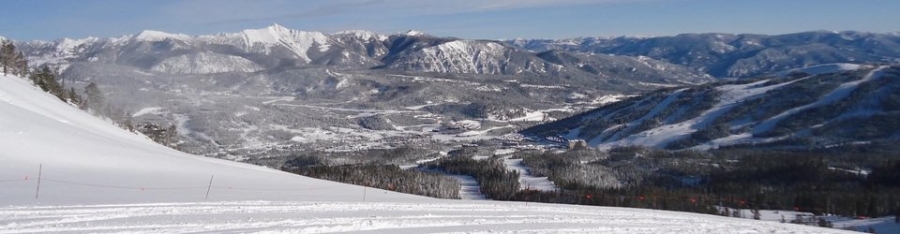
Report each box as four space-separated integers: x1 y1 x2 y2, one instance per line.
276 143 900 226
281 152 460 199
505 146 900 221
421 156 520 200
1 39 28 76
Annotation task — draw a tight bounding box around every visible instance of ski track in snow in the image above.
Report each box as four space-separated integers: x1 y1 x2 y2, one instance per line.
591 66 881 149
0 201 856 234
754 66 887 134
442 174 488 200
590 89 686 146
503 156 558 192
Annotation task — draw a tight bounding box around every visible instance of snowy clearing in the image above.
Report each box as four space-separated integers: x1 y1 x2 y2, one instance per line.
131 106 164 117
503 156 559 191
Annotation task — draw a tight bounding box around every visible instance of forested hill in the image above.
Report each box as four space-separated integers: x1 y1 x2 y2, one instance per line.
510 31 900 78
524 64 900 150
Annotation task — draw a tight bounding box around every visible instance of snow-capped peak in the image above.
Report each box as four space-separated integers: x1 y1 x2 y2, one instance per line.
266 23 289 32
333 30 388 41
55 37 99 56
133 30 192 42
208 24 329 61
234 24 326 46
405 30 427 36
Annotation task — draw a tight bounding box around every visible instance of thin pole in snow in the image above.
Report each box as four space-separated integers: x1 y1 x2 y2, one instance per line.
363 186 367 202
205 175 214 199
35 164 42 199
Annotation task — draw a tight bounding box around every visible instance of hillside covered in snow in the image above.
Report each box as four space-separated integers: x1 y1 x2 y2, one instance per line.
0 73 856 233
524 65 900 150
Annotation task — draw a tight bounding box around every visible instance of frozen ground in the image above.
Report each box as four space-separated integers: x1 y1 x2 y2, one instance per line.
0 73 854 233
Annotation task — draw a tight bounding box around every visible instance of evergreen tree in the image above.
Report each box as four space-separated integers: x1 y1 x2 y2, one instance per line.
122 112 134 131
67 87 81 106
14 51 27 76
0 39 15 74
164 124 178 146
83 82 105 113
29 66 65 100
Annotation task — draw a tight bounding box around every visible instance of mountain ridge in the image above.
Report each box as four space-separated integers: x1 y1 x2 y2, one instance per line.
509 30 900 78
523 64 900 150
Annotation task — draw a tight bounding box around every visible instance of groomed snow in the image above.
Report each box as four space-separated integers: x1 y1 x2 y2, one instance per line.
754 66 887 134
777 63 865 77
503 156 559 191
0 74 853 233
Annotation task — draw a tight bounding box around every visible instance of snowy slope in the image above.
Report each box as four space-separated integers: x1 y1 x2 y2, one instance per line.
150 51 264 74
197 24 329 62
0 74 853 233
777 63 863 77
0 73 423 205
390 40 513 74
526 65 900 150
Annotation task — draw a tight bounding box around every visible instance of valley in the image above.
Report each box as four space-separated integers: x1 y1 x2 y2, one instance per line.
3 22 900 233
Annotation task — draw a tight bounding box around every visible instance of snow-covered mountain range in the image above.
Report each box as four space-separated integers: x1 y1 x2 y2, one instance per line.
5 26 900 156
3 25 719 157
524 64 900 150
12 24 712 82
0 72 855 233
509 31 900 78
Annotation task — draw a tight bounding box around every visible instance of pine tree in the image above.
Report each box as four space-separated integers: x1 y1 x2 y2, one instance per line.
122 112 134 131
29 66 65 100
84 82 105 113
67 87 81 106
14 51 27 76
0 39 15 74
164 124 178 147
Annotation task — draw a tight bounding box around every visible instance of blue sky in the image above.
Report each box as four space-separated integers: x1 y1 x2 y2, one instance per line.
1 0 898 41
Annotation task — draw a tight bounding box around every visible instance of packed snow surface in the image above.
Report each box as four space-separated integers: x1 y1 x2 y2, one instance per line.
0 74 852 233
777 63 865 77
503 156 558 191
